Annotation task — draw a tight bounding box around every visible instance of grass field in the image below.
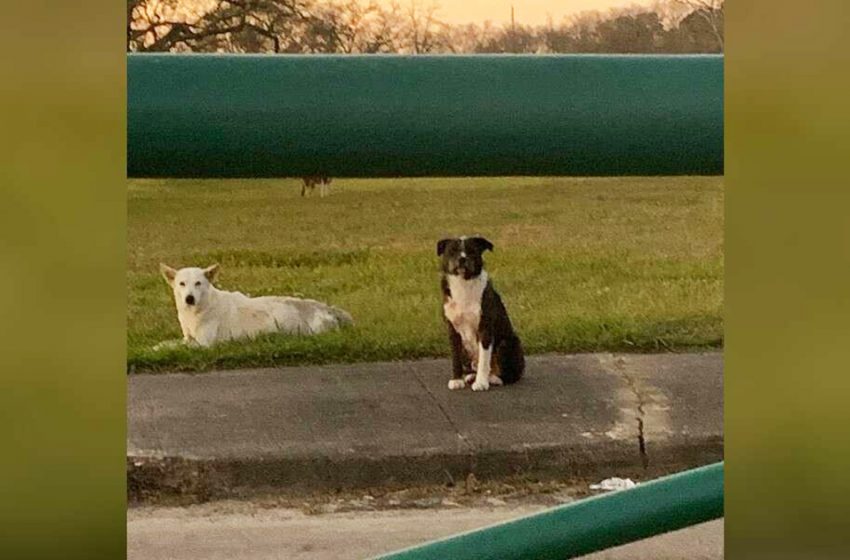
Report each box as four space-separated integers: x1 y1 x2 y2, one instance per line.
128 177 723 373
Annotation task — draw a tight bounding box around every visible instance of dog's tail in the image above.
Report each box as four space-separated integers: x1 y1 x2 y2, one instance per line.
497 334 525 384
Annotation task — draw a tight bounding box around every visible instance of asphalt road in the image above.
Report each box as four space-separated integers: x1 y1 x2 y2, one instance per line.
128 502 723 560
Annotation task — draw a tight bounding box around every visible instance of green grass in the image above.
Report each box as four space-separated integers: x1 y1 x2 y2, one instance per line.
128 177 723 372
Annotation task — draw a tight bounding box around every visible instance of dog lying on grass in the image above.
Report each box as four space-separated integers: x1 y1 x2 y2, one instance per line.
155 263 353 349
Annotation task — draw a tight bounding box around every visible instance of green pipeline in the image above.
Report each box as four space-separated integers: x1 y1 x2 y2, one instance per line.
128 54 723 178
373 462 724 560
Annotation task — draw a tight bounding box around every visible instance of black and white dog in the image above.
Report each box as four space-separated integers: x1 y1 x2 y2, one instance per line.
437 236 525 391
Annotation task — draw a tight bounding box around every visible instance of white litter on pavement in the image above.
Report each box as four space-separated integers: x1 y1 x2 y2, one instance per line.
589 477 637 492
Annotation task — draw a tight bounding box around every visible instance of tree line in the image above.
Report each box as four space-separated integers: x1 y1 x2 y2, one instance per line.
128 0 723 54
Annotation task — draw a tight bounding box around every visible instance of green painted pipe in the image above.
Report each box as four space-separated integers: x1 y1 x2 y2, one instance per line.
127 54 723 178
372 462 724 560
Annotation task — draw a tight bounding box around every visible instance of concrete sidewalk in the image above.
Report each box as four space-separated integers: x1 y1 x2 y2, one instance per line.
128 352 722 502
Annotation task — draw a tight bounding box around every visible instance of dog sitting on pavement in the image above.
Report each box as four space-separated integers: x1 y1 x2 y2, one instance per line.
437 236 525 391
156 263 353 348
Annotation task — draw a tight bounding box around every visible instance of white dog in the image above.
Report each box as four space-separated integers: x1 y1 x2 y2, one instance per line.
157 263 353 348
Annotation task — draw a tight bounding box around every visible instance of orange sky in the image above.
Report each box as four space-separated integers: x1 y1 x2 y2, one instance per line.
380 1 658 26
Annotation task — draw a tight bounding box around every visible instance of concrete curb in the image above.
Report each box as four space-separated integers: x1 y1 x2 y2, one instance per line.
128 352 723 503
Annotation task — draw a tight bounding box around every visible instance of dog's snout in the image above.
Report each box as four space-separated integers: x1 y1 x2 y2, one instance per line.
458 256 468 266
185 295 195 305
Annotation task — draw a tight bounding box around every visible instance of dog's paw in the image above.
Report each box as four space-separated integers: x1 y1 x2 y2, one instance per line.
471 379 490 392
448 379 466 391
488 375 504 386
464 373 477 385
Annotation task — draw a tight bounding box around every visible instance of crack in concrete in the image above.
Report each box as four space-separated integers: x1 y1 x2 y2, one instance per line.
600 355 650 470
410 369 477 456
621 370 650 470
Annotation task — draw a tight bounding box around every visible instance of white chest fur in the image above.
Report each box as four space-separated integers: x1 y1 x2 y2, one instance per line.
443 271 488 356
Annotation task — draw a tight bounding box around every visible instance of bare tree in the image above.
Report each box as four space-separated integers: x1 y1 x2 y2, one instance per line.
311 0 403 53
404 0 446 53
672 0 723 48
127 0 723 54
439 21 497 54
128 0 315 53
650 0 693 30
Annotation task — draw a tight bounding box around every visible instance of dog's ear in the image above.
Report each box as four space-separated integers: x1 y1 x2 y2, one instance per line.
160 263 177 284
469 237 494 253
203 263 220 282
437 239 452 256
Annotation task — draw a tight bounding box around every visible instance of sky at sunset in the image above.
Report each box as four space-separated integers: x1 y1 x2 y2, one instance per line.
174 1 661 27
379 1 658 26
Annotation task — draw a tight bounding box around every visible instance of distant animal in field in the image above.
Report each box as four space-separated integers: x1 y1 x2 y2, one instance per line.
301 176 332 197
437 236 525 392
155 263 353 349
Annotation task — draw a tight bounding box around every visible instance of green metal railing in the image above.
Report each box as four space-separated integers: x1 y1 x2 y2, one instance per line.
127 54 723 178
374 462 724 560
